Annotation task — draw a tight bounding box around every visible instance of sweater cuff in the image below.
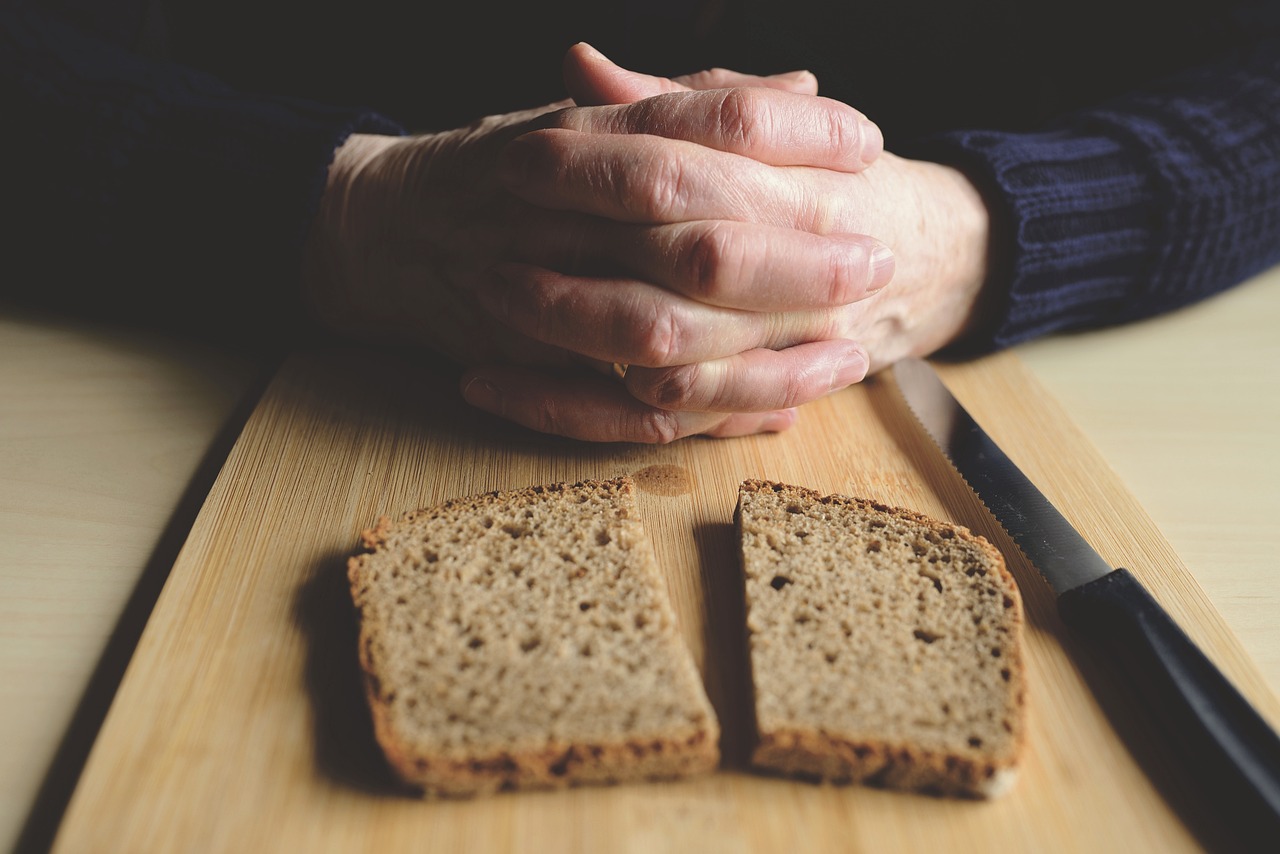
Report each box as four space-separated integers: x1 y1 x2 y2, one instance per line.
907 127 1163 350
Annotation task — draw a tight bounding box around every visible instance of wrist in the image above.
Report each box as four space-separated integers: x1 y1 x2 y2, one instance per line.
919 159 995 349
853 155 994 369
301 134 403 330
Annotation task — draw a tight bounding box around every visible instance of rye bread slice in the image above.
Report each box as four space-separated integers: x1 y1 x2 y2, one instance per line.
347 477 719 796
735 479 1027 798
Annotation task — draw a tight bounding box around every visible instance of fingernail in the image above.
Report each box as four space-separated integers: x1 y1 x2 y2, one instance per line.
830 347 869 391
760 409 798 432
860 119 883 165
869 244 895 292
462 376 504 414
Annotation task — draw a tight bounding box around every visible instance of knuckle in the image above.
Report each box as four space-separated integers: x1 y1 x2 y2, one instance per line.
635 150 691 220
682 69 716 89
824 244 863 305
648 363 702 410
683 223 747 301
632 408 682 445
528 395 566 437
522 279 566 342
714 88 768 149
825 105 863 163
803 185 839 234
622 298 682 366
693 68 734 89
777 367 817 409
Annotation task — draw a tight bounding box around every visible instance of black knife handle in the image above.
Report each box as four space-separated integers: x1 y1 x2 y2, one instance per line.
1059 568 1280 836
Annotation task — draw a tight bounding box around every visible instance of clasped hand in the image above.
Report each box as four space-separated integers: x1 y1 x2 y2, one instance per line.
303 43 991 442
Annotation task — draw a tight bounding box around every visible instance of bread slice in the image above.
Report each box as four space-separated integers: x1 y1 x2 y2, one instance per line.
347 477 719 796
735 479 1027 798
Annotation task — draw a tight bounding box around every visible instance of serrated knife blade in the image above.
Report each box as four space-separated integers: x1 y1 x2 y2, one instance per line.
892 356 1280 836
892 355 1113 595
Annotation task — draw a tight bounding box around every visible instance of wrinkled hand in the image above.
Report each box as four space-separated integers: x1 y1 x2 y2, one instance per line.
479 45 995 439
302 43 888 442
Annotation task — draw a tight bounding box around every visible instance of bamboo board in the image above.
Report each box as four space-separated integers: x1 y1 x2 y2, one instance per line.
53 347 1280 852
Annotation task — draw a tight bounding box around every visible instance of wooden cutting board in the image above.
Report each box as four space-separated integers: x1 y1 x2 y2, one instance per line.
53 347 1280 853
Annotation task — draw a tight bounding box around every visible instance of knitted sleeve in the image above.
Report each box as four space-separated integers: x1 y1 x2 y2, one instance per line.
1 3 404 340
910 35 1280 350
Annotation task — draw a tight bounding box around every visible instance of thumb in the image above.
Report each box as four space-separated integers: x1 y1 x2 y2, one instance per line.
562 42 687 106
563 42 822 108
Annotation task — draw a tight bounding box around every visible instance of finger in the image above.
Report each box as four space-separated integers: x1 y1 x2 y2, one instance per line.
510 215 894 311
562 42 692 106
500 128 878 230
563 42 819 106
701 409 799 438
536 86 881 171
672 67 819 96
459 367 797 443
623 340 868 412
474 264 851 367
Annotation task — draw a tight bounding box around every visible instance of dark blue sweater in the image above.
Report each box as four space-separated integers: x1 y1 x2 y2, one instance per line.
4 0 1279 349
919 38 1280 346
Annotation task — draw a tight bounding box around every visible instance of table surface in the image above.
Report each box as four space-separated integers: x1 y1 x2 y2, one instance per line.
2 264 1277 853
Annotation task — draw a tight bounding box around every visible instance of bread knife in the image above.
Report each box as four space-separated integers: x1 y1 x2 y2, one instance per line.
891 356 1280 834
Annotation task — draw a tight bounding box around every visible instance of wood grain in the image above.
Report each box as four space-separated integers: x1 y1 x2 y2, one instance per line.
0 309 265 854
53 347 1280 853
1019 265 1280 696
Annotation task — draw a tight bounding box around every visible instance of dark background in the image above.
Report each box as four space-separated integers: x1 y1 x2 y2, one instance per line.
75 0 1247 142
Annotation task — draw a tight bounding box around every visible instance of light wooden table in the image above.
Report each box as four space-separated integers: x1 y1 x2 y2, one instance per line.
2 264 1277 853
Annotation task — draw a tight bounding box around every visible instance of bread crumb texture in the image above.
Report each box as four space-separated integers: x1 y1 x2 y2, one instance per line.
736 479 1027 798
348 477 719 797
